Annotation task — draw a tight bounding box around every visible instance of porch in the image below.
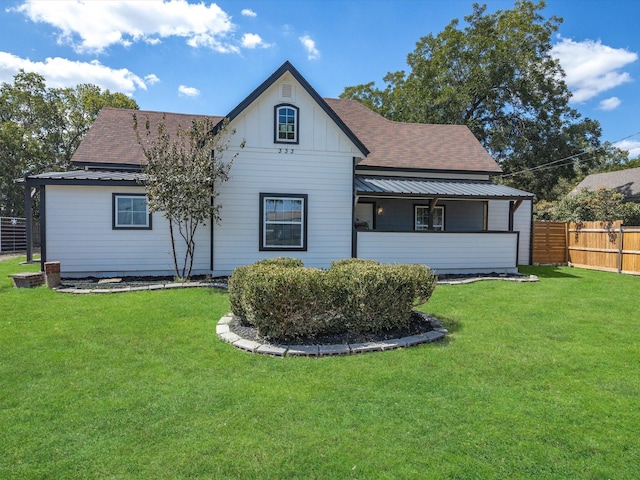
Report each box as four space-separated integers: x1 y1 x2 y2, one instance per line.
353 175 535 273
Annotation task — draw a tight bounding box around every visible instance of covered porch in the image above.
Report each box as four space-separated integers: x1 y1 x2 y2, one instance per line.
353 176 534 274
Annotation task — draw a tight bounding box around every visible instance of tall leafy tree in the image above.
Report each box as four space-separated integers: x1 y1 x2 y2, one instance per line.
0 70 138 216
341 1 613 200
134 115 245 280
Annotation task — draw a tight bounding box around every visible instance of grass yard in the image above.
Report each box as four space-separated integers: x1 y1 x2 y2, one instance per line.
1 257 639 479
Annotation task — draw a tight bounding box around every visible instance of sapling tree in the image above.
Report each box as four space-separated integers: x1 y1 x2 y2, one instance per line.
134 114 244 279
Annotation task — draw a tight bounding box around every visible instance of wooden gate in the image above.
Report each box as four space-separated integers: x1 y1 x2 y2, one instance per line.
532 221 568 265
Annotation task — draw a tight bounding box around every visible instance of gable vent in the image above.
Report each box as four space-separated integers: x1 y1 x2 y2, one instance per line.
280 83 294 100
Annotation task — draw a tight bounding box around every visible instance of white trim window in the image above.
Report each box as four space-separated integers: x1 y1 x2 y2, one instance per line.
275 104 299 144
260 193 307 250
415 205 444 231
113 193 151 230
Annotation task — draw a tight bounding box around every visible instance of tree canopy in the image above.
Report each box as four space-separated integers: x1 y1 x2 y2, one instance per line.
0 70 138 216
340 0 630 200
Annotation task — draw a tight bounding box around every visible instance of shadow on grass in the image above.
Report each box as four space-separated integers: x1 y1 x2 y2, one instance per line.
520 266 581 279
431 314 462 335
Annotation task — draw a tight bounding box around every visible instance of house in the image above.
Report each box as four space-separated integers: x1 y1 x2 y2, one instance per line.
573 167 640 203
23 61 534 278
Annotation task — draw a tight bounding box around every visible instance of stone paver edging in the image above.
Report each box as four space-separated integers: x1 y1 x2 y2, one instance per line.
52 274 537 294
54 281 226 294
216 313 448 357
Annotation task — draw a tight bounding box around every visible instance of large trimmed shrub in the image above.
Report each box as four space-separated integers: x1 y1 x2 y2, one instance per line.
327 261 436 333
228 258 304 320
240 265 332 341
228 258 437 342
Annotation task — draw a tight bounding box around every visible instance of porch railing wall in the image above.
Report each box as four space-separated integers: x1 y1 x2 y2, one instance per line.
356 231 519 274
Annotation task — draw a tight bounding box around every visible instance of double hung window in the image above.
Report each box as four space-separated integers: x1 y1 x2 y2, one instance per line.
260 193 307 250
113 194 152 230
415 205 444 231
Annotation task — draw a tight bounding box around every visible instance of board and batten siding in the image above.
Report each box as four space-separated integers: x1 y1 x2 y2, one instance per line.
210 73 361 275
45 185 211 277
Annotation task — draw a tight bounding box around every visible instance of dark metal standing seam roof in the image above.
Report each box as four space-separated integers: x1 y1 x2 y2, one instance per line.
355 176 535 200
24 170 146 186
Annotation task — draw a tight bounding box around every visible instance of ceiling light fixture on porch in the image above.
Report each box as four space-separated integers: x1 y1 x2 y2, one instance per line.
377 206 384 215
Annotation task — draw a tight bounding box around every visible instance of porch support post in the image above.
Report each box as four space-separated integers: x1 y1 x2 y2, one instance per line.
25 185 33 263
428 198 440 230
508 199 523 231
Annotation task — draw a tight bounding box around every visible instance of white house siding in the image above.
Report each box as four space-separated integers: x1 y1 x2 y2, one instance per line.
487 199 532 266
357 231 519 274
514 199 532 265
210 73 362 275
45 185 211 277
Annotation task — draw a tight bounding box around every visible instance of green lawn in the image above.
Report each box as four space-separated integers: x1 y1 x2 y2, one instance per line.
1 257 639 479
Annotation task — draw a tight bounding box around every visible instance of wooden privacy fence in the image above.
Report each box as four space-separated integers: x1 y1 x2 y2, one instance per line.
533 220 640 275
567 221 640 275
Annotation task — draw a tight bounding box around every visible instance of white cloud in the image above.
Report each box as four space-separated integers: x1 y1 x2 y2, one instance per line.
299 34 319 60
241 9 257 17
12 0 236 54
144 73 161 86
598 96 621 111
614 139 640 159
551 36 637 103
241 33 270 49
0 51 152 93
178 84 200 97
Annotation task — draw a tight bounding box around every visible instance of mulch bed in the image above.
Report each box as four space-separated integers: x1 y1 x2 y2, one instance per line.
230 310 438 346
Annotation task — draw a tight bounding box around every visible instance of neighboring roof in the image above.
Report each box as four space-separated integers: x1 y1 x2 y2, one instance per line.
355 175 534 200
25 169 144 186
573 167 640 201
72 109 218 169
326 98 502 174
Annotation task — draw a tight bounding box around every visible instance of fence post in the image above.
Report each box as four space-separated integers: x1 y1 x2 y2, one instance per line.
565 222 569 264
617 225 624 274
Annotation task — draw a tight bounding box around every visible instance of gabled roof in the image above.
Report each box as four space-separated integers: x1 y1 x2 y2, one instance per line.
325 98 501 174
223 61 369 157
573 167 640 202
70 61 502 176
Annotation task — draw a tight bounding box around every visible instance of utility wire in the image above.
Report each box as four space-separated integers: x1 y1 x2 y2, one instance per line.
498 129 640 178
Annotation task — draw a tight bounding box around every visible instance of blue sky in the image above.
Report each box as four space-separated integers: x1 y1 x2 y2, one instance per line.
1 0 639 158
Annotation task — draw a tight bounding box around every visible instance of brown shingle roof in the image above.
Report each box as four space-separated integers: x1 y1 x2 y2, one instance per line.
573 167 640 202
73 99 501 175
325 98 501 174
72 108 222 168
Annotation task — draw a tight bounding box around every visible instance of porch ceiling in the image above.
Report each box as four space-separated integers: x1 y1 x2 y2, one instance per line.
355 175 534 200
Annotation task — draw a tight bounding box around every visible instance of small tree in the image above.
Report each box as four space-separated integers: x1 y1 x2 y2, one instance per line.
552 187 640 225
134 114 244 279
